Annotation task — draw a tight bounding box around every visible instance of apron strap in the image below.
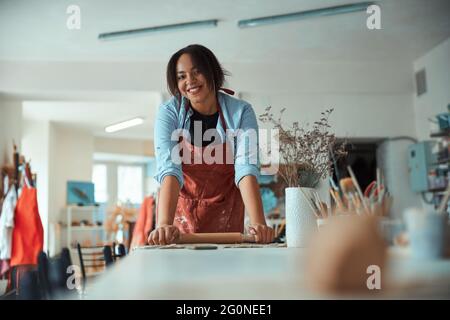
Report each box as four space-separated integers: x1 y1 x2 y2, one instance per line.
183 92 231 131
219 88 235 96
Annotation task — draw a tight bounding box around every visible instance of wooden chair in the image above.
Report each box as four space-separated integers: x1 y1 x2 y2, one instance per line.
112 243 127 261
76 243 114 293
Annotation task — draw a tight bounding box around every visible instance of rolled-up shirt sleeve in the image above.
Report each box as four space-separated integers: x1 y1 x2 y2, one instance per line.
234 103 260 186
154 103 184 188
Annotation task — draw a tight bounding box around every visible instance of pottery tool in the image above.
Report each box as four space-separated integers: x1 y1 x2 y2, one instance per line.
13 141 19 192
177 232 256 244
188 245 218 250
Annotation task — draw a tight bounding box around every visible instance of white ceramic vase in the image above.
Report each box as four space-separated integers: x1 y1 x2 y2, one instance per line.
285 187 317 247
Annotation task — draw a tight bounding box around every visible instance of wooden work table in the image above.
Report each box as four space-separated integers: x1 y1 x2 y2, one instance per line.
85 246 450 300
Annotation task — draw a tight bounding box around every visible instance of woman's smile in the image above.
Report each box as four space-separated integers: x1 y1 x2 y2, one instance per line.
187 84 202 95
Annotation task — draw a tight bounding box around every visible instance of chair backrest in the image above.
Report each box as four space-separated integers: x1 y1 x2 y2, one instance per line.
127 221 136 249
76 243 114 290
112 243 127 261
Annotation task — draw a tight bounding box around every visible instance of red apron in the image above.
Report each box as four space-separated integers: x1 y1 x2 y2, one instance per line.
173 98 245 234
131 196 155 246
10 186 44 266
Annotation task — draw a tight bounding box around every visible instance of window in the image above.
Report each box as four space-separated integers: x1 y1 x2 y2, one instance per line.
117 165 143 204
92 164 108 203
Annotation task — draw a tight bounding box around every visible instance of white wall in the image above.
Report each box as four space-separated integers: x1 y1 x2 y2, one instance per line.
413 37 450 140
21 110 94 254
0 60 413 95
245 93 416 138
94 137 154 157
49 123 94 253
0 102 22 165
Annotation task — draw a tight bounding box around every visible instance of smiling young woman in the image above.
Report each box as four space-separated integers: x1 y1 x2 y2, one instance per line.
149 44 274 245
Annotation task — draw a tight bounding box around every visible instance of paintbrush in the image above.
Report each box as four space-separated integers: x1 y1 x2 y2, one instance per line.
329 189 340 210
340 178 357 202
329 177 345 210
347 166 370 214
299 188 321 219
340 178 365 215
376 168 382 204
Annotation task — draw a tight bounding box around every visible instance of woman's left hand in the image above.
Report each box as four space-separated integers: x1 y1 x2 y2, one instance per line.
248 224 275 244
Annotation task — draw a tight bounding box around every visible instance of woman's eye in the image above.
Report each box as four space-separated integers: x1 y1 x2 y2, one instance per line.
177 75 185 80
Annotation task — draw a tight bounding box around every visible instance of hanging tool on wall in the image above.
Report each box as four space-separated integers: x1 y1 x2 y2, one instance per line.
13 141 20 193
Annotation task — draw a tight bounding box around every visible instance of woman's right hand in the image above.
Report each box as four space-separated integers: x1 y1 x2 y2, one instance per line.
148 225 180 245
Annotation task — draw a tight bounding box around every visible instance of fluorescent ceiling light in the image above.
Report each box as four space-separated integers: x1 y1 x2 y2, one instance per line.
105 117 144 133
99 19 218 41
238 2 376 28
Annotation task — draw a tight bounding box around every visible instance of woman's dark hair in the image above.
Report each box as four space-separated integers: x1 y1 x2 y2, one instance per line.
166 44 229 97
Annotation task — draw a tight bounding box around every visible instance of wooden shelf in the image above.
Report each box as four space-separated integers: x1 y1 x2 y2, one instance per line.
428 187 447 193
70 226 104 231
430 129 450 138
66 205 100 211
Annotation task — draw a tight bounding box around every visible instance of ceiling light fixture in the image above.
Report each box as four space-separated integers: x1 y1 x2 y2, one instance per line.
99 19 218 41
238 2 375 28
105 117 144 133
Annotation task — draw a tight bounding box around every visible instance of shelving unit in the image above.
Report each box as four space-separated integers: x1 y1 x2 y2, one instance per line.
428 116 449 210
66 205 107 249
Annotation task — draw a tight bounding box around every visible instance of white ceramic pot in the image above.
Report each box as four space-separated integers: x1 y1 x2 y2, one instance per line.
285 187 318 247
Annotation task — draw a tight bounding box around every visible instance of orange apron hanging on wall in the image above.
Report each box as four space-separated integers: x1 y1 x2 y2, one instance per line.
131 196 155 247
172 97 245 234
10 186 44 266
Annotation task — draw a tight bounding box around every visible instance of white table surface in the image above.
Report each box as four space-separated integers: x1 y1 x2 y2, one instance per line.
85 246 450 300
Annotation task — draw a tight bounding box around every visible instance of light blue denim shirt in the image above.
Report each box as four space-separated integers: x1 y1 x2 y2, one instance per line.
154 91 260 187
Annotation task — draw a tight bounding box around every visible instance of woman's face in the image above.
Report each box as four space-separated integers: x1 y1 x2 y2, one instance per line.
176 53 213 104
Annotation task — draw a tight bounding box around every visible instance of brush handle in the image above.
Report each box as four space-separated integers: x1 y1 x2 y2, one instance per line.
347 166 370 213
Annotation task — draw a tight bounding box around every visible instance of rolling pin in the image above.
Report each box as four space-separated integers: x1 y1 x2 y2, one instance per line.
177 232 256 244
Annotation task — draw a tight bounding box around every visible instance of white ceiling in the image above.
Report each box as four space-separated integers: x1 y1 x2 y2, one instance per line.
1 0 449 63
22 93 161 140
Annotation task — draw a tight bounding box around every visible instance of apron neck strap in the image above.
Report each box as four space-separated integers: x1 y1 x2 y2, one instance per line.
219 88 235 96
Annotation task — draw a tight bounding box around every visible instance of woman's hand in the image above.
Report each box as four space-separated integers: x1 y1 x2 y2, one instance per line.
248 224 275 244
148 225 180 245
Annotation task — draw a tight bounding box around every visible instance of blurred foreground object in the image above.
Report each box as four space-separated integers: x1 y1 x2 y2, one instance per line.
404 207 448 259
306 215 387 295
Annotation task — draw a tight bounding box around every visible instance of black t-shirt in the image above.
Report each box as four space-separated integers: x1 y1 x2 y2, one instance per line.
189 107 219 147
